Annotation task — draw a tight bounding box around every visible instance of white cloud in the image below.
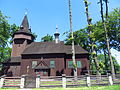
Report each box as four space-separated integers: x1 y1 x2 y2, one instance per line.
111 48 120 65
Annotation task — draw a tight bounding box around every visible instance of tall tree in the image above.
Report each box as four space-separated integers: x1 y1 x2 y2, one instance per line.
0 11 10 63
65 8 120 75
97 54 120 74
65 8 120 52
0 11 19 74
84 0 101 78
68 0 77 78
107 8 120 51
99 0 115 80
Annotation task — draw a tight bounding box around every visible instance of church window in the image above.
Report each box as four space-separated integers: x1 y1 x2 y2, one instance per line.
68 61 82 68
77 61 82 68
32 61 37 68
68 61 73 68
50 60 55 68
43 71 47 74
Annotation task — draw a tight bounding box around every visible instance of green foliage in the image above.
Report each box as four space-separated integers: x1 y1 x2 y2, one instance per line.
9 24 19 44
32 33 37 41
65 28 89 51
64 8 120 74
0 11 10 62
73 63 77 69
94 8 120 51
0 11 18 63
41 34 53 42
90 54 120 74
84 0 88 4
98 54 120 74
88 18 92 22
65 8 120 52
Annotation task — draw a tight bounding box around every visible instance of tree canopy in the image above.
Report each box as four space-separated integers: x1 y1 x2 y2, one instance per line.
0 11 19 63
64 8 120 74
41 34 53 42
65 8 120 52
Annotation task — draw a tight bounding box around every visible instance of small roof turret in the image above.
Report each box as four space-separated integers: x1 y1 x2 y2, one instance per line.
54 25 60 43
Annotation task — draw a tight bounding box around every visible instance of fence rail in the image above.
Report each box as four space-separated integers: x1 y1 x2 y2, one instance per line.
1 77 21 88
0 74 120 88
40 76 62 87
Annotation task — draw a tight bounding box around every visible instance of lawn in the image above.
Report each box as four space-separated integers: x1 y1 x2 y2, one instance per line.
0 88 17 90
33 85 120 90
0 85 120 90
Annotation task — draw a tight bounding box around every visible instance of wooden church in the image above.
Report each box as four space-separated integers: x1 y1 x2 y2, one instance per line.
2 15 89 77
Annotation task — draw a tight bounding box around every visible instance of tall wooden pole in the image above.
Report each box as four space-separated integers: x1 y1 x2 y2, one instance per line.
68 0 77 77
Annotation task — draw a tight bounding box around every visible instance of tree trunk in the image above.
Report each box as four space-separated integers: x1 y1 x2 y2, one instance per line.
84 0 101 78
99 0 115 80
68 0 77 78
103 47 108 74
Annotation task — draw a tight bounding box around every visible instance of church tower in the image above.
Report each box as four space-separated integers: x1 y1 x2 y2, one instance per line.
11 15 35 57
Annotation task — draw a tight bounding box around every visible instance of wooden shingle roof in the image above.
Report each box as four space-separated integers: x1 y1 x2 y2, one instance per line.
2 57 21 63
13 15 35 39
22 41 88 55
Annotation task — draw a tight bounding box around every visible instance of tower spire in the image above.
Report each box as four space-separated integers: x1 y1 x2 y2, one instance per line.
12 14 35 41
21 15 29 31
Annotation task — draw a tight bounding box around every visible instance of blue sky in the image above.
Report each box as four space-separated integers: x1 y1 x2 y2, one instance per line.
0 0 120 64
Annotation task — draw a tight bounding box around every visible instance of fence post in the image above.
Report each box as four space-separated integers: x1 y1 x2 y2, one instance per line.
62 74 66 88
0 77 4 88
86 74 91 87
36 75 40 88
20 75 25 88
108 74 113 85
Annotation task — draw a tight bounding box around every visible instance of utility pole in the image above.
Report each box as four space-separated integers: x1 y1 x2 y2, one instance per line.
68 0 77 77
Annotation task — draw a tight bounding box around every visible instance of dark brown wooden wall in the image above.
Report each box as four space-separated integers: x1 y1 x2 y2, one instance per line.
65 58 89 76
6 53 89 77
11 34 33 57
20 54 89 76
20 57 65 76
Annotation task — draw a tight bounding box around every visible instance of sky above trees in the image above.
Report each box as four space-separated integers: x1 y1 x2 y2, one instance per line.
0 0 120 64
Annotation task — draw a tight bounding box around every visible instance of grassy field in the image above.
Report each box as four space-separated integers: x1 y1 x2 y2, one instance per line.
33 85 120 90
0 89 17 90
0 85 120 90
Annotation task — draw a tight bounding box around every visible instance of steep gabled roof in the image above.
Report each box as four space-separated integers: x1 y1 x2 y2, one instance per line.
34 61 50 69
13 15 34 39
22 41 88 55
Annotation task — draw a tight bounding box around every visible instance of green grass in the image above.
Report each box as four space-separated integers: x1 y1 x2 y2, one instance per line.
32 85 120 90
0 85 119 90
0 88 18 90
41 81 61 85
40 80 86 85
